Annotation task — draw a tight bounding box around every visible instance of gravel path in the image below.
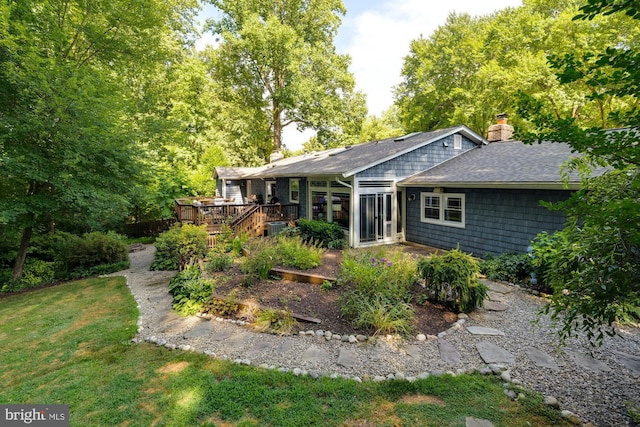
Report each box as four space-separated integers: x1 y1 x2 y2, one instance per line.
115 245 640 427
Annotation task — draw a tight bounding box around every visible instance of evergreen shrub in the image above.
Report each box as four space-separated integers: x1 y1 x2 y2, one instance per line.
418 248 487 313
151 224 208 271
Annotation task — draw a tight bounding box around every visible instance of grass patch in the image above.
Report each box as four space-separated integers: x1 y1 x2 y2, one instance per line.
0 277 569 426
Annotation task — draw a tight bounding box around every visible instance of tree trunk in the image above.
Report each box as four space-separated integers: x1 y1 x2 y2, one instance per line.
12 226 33 282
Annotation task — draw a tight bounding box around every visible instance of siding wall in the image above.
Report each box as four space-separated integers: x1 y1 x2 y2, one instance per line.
357 135 477 179
404 187 571 256
248 179 263 200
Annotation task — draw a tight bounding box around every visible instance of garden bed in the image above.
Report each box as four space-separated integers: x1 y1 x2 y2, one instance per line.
206 246 459 337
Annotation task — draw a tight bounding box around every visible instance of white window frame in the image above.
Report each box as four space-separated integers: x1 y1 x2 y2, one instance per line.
453 134 462 150
420 192 465 228
289 178 300 204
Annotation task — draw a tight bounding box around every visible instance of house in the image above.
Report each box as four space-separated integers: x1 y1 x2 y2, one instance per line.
211 119 593 256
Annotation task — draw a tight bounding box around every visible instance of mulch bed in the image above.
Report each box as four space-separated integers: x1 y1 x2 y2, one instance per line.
208 246 458 336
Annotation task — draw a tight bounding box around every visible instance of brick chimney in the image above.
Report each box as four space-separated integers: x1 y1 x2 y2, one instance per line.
487 113 514 142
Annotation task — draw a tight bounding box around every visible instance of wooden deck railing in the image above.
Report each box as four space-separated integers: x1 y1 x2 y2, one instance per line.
175 200 299 238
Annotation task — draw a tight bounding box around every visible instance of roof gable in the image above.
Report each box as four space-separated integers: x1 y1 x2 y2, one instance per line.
251 125 485 179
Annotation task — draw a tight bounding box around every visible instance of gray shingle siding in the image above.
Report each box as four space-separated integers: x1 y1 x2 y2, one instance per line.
356 135 477 179
404 187 571 256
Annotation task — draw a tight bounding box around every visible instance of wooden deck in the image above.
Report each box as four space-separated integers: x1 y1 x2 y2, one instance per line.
175 198 299 243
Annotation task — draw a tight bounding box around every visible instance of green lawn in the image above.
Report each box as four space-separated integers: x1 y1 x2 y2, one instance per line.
0 277 568 426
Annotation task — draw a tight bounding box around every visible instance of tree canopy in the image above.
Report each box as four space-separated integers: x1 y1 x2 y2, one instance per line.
0 0 199 280
518 0 640 345
394 0 640 137
205 0 367 158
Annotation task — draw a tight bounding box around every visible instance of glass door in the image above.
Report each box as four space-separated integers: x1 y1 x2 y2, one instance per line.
359 192 392 244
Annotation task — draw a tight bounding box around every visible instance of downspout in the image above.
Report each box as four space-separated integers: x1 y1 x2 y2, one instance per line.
335 177 352 188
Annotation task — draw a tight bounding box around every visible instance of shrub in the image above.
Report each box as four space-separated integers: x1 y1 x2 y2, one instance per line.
338 249 417 303
351 295 415 337
64 232 129 277
206 253 234 272
339 249 418 335
240 239 279 279
253 308 296 335
297 218 345 249
151 224 208 271
203 290 239 317
168 264 215 315
29 231 82 265
275 235 324 270
210 224 235 254
69 231 127 263
479 253 533 284
418 248 487 313
0 259 56 293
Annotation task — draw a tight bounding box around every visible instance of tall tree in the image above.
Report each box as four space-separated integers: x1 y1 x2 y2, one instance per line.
0 0 198 280
206 0 366 160
519 0 640 345
394 1 639 136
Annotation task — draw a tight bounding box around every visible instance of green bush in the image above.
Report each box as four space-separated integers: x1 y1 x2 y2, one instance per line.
240 236 325 278
275 235 324 270
65 231 129 275
240 239 279 279
0 259 56 293
479 252 533 284
350 295 415 337
418 248 487 313
206 253 234 272
203 290 239 317
338 249 418 303
29 231 82 264
168 264 215 315
338 249 418 335
297 218 345 249
151 224 208 271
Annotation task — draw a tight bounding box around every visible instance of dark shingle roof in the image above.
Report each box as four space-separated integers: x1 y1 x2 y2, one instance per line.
398 141 596 189
250 126 484 178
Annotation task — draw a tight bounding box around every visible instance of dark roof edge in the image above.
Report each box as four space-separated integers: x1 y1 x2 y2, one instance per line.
397 181 580 190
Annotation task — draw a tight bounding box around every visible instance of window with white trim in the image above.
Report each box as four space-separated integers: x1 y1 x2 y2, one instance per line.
289 179 300 203
453 134 462 150
420 193 465 227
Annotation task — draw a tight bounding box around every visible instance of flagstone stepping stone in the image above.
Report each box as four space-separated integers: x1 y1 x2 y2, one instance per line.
476 341 515 364
482 281 513 294
302 346 330 363
438 338 462 365
276 338 295 353
613 351 640 374
525 347 559 370
225 332 255 348
183 320 212 339
245 341 273 357
483 301 508 312
404 344 422 360
337 348 358 368
370 340 394 361
466 417 494 427
486 291 505 302
210 329 234 341
160 317 192 333
565 348 610 373
466 326 505 336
